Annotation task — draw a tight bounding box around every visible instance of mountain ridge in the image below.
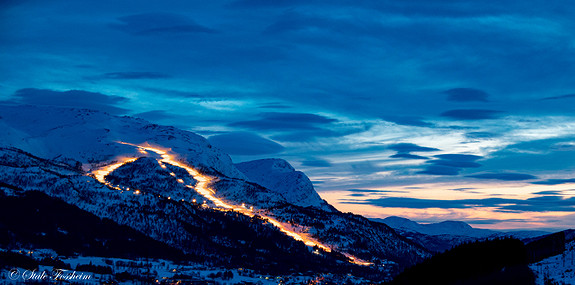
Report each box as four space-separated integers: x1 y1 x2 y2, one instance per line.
0 104 431 281
0 104 247 180
379 216 495 238
376 216 549 253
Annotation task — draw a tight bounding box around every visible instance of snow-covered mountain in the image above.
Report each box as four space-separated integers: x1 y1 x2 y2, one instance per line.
0 104 430 281
0 147 374 276
0 104 246 180
235 159 334 212
530 231 575 285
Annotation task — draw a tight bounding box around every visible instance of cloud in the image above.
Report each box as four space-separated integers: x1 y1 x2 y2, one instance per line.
427 154 482 168
417 154 483 176
467 172 537 181
262 112 337 123
477 137 575 172
449 187 477 192
350 161 383 175
532 190 565 195
100 72 170 80
258 103 292 109
389 143 440 163
229 1 504 18
365 1 506 18
9 88 128 114
133 110 176 121
444 88 489 102
441 109 503 120
465 219 528 225
141 87 205 99
388 143 440 153
358 197 514 209
383 115 433 127
227 0 306 9
354 195 575 212
390 153 429 160
465 132 498 139
111 13 216 35
208 132 284 155
230 112 337 131
428 160 481 168
418 165 461 176
0 0 25 10
552 142 575 151
270 130 339 142
542 93 575 100
347 189 392 193
502 195 575 212
532 178 575 185
434 154 483 161
270 124 370 142
301 158 332 167
262 11 339 36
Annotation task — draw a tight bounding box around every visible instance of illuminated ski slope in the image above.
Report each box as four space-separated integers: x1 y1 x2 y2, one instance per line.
90 141 372 266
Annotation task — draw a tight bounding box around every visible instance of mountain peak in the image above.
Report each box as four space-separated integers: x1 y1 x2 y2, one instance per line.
436 220 473 230
235 159 333 211
383 216 416 224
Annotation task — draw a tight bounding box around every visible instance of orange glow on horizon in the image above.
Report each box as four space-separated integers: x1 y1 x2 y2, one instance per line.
320 187 575 230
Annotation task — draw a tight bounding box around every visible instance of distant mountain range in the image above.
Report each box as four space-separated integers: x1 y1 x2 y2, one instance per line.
376 216 549 253
380 216 497 238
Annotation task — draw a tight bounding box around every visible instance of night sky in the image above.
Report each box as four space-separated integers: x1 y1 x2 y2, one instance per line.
3 0 575 230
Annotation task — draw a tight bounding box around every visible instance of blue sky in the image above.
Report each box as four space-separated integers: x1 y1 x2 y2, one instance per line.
2 0 575 230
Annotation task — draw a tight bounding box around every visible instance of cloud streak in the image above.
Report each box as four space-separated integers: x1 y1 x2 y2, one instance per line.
444 88 489 102
355 195 575 212
418 165 461 176
230 112 337 131
111 13 216 35
388 143 440 153
441 109 503 120
8 88 128 114
100 72 170 80
467 173 537 181
390 153 429 160
208 132 284 155
532 178 575 185
301 158 332 167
